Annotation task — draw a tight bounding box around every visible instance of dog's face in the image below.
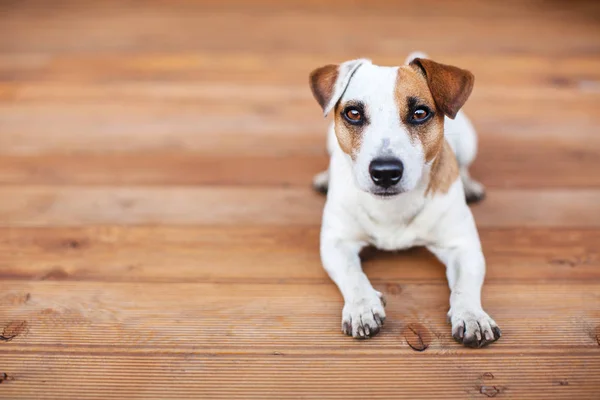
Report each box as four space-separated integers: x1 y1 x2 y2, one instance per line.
310 56 474 197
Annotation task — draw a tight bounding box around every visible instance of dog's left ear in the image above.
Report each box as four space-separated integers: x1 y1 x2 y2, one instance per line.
309 59 370 116
410 58 474 119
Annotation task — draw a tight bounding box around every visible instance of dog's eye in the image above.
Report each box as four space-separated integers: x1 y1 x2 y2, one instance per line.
409 106 432 124
343 107 363 123
412 107 430 122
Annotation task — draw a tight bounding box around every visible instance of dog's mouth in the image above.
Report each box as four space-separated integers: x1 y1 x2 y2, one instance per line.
371 190 402 199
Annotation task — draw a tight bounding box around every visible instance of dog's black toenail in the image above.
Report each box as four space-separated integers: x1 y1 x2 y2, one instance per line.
492 326 502 339
457 324 465 339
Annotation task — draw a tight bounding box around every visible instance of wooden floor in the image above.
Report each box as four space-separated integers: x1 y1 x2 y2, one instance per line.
1 0 600 398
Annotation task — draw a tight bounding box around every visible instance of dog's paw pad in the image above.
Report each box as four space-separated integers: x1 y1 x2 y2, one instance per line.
449 309 500 348
342 295 386 339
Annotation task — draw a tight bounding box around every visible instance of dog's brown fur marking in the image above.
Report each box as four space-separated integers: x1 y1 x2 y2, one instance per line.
309 65 338 110
333 102 366 158
395 66 445 163
310 63 367 159
426 140 459 195
409 58 474 119
395 62 467 195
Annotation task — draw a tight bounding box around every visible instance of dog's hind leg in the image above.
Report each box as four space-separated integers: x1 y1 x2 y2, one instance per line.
312 170 330 194
446 112 486 203
460 167 486 203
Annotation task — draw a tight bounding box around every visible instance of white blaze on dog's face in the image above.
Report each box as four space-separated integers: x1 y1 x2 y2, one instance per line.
310 57 474 197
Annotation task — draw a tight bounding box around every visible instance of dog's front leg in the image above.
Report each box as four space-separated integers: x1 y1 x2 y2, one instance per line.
321 235 386 339
429 245 501 347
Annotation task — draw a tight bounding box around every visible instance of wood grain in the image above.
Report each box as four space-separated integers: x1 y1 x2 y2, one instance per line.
1 281 599 353
0 186 599 227
1 354 598 399
1 96 599 155
0 227 598 283
0 137 599 188
1 0 599 399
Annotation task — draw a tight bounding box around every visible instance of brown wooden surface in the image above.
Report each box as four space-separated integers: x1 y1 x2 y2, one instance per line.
1 1 600 399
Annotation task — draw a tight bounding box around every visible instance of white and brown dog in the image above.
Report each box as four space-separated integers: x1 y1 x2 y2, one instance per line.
309 52 500 347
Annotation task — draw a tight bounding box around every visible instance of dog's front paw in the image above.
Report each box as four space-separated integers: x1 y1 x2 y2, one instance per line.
341 291 386 339
448 307 501 348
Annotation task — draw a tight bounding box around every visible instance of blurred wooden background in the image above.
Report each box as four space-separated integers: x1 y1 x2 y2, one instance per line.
1 0 599 398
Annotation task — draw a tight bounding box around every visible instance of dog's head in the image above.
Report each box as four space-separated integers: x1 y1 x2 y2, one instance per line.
309 54 474 198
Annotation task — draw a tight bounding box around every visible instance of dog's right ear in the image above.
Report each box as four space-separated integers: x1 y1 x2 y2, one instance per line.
409 58 474 119
309 59 370 117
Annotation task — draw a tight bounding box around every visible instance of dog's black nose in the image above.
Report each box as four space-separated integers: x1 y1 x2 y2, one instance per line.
369 158 403 188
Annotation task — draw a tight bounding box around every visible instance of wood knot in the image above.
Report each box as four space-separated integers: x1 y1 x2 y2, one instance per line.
554 380 569 386
550 256 591 268
0 372 15 384
118 198 136 209
1 320 28 341
479 385 501 397
595 325 600 346
402 323 431 351
40 266 69 280
549 76 572 88
477 371 504 397
481 372 495 380
63 239 84 249
1 293 30 306
385 283 402 296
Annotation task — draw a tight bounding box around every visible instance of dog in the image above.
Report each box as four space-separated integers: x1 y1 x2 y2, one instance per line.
308 52 500 347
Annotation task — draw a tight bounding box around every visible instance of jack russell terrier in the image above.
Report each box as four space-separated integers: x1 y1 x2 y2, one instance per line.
309 52 501 347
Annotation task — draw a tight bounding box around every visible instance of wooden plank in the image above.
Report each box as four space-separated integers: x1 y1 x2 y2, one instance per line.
0 227 598 283
0 154 329 187
3 0 596 21
471 137 600 189
0 95 597 140
0 186 325 227
0 282 598 353
1 54 600 88
1 0 599 399
0 186 598 227
1 78 599 102
470 190 600 228
0 137 598 188
0 94 598 156
0 353 599 399
1 1 598 56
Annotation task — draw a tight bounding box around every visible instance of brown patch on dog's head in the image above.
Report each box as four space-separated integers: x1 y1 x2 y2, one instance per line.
409 58 474 119
309 59 371 159
310 64 361 157
426 140 459 195
309 59 369 116
309 65 338 111
333 101 368 159
395 66 445 163
395 58 470 195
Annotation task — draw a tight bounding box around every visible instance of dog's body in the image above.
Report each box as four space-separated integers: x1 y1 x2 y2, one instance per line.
309 53 500 347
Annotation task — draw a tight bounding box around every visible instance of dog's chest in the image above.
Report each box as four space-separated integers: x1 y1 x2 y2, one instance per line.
356 198 429 251
366 223 423 251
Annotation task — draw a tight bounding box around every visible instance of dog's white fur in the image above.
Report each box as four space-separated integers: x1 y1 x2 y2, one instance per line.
312 52 500 346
